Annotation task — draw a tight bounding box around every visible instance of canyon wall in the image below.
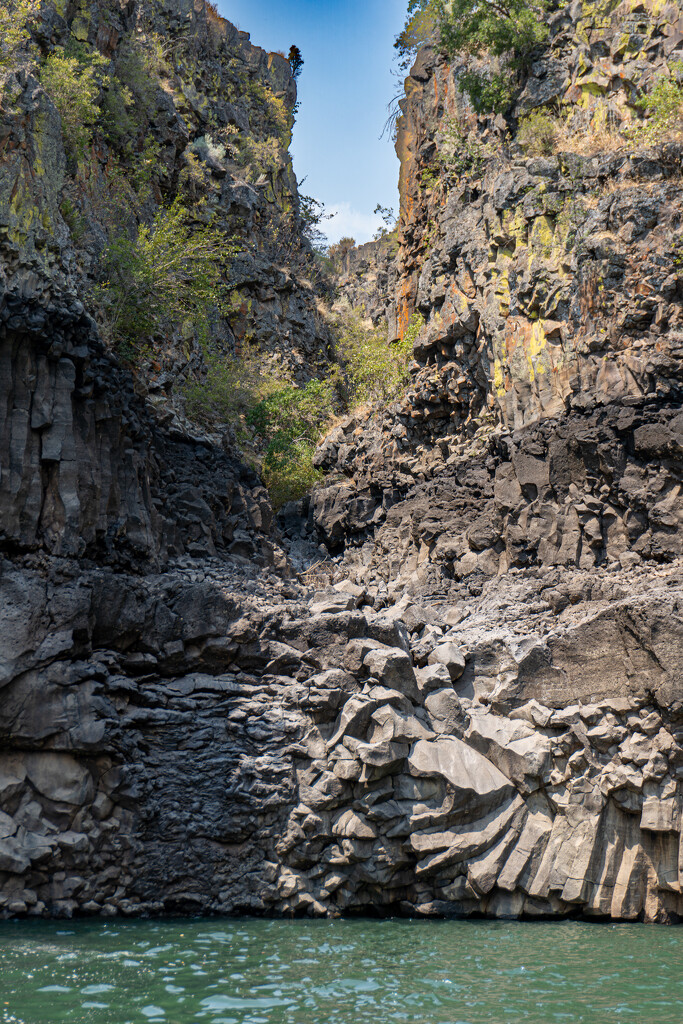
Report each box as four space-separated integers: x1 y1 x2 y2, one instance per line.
1 0 683 924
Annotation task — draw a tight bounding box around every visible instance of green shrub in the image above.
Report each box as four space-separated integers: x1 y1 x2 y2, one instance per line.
184 346 266 428
114 35 160 116
185 308 417 507
260 438 322 508
40 48 110 160
438 0 550 61
239 135 282 180
248 379 336 507
517 108 562 155
335 308 413 405
633 68 683 142
100 79 135 148
328 236 356 266
459 66 515 115
395 0 438 70
93 197 235 359
0 0 36 71
130 136 162 201
59 198 86 242
404 310 426 351
246 79 291 139
420 166 440 190
397 0 549 113
438 118 487 175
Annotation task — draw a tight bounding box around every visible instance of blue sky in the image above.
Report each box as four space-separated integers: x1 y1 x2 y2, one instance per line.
220 0 407 243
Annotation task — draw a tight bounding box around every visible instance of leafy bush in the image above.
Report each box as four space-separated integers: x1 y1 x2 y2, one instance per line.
517 108 562 155
438 0 550 61
328 236 356 266
397 0 549 113
185 307 416 507
0 0 36 71
420 166 440 190
246 79 291 139
248 379 336 507
394 0 438 70
130 136 162 201
41 48 110 160
299 193 331 253
335 308 413 405
184 346 266 427
93 197 234 359
373 203 397 241
404 310 426 351
438 118 487 175
633 68 683 143
59 198 86 242
100 79 135 148
459 66 515 115
239 135 282 180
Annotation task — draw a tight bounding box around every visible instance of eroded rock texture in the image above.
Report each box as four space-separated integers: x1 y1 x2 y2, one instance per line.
1 0 683 925
2 554 683 922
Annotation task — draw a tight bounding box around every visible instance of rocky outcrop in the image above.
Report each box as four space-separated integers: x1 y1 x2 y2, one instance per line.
2 0 683 926
335 236 398 330
311 0 683 587
293 0 683 921
0 291 281 567
313 395 683 588
0 0 333 403
1 553 682 922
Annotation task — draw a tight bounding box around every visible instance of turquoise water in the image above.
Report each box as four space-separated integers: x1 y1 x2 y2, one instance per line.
0 918 681 1024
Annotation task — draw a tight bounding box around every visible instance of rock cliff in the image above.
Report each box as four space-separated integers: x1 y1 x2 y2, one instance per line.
1 0 683 925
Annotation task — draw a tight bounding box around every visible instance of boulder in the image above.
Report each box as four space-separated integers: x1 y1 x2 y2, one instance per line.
408 736 514 811
427 641 466 681
24 754 94 806
363 645 419 702
465 709 552 788
414 663 453 695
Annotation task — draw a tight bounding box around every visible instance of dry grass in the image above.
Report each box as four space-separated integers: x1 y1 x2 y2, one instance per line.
298 560 344 588
205 0 223 22
558 124 625 157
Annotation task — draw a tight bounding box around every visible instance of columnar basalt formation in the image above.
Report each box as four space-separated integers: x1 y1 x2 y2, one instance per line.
1 0 683 924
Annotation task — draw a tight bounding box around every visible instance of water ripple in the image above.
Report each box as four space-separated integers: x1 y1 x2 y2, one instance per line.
1 917 682 1024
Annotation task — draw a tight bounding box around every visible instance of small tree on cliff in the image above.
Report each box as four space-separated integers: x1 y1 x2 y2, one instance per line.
328 236 356 267
439 0 550 60
288 45 303 80
373 203 397 240
0 0 36 71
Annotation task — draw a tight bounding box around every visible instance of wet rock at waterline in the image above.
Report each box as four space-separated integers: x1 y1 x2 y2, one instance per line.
1 548 682 923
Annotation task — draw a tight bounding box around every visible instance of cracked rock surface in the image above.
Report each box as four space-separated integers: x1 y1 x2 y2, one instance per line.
2 0 683 924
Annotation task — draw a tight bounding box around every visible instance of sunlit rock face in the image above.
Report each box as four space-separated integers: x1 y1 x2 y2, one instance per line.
2 557 683 923
1 0 683 925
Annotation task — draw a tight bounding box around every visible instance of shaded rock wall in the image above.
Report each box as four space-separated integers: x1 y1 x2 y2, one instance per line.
2 0 683 926
2 560 682 924
0 297 278 567
0 0 333 399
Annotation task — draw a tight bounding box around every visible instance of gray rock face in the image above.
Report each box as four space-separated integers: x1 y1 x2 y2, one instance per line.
0 299 279 570
1 0 683 928
1 535 682 923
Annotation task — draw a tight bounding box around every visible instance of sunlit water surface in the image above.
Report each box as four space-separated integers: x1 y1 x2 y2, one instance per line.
0 917 681 1024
